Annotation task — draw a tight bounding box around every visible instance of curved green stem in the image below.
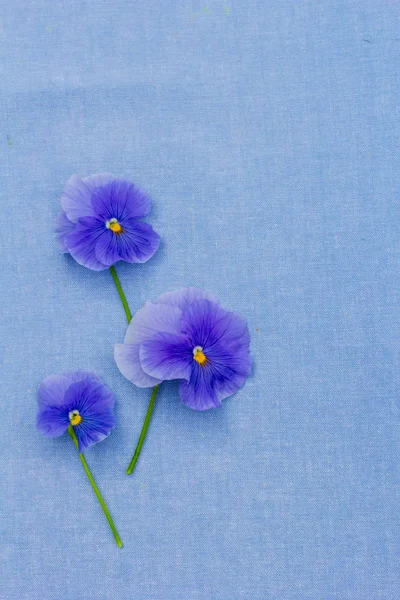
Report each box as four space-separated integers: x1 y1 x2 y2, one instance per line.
110 265 132 323
126 385 159 474
109 264 160 476
68 425 123 548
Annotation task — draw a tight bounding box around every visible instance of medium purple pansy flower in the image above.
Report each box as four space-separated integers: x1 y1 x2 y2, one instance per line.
55 174 160 271
37 371 122 547
115 288 251 411
37 370 116 452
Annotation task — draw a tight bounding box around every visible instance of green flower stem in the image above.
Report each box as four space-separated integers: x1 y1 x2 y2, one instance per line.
68 425 123 548
126 385 159 474
109 264 161 476
110 265 132 323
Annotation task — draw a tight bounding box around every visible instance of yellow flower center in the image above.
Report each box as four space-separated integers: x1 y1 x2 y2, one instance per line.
106 218 123 234
69 409 82 426
193 345 207 365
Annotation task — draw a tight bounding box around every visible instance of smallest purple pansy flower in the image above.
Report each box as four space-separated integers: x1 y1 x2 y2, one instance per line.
37 370 115 452
37 371 123 547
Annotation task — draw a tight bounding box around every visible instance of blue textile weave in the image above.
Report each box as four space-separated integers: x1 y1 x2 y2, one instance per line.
1 1 400 598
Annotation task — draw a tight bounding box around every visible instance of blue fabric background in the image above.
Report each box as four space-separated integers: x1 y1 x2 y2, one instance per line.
1 1 400 598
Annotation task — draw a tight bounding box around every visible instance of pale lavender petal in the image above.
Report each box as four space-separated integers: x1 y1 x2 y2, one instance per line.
54 211 75 253
114 343 162 388
82 173 115 189
123 301 183 344
155 288 219 311
60 175 96 222
62 370 104 385
139 332 192 381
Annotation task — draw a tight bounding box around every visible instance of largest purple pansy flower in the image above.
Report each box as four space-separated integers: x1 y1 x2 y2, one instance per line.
55 174 160 271
115 288 251 410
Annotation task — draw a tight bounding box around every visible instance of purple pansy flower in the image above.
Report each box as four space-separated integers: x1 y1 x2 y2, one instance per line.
55 174 160 271
115 288 251 411
37 371 123 547
37 371 116 452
